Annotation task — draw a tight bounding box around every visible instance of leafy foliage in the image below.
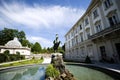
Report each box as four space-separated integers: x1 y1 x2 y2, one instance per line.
0 28 33 48
0 50 25 63
31 42 42 53
45 64 60 78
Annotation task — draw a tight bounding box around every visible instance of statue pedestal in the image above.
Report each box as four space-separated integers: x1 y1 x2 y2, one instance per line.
45 53 76 80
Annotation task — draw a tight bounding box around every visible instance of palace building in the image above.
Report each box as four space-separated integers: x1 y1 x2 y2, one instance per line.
0 37 31 58
65 0 120 63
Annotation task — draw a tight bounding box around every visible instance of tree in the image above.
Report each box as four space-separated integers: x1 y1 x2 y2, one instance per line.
42 47 48 53
0 28 26 45
31 42 42 54
21 39 32 48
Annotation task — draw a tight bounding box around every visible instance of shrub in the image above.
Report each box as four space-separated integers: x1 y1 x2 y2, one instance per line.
4 50 10 62
45 64 60 78
110 58 115 63
41 56 44 60
16 52 21 60
4 50 10 55
32 56 35 60
85 55 92 63
0 54 6 63
20 55 25 60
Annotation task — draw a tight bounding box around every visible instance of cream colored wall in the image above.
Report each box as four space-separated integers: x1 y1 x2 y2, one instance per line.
0 48 30 58
65 0 120 62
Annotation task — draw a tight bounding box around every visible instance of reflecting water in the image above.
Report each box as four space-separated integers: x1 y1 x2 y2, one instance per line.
66 65 114 80
0 65 115 80
0 65 46 80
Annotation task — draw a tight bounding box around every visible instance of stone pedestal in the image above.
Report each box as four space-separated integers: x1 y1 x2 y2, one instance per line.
45 53 76 80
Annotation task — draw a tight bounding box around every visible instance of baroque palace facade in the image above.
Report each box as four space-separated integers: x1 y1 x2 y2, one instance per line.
65 0 120 63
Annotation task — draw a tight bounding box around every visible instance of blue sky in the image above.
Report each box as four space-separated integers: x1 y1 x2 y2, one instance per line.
0 0 91 48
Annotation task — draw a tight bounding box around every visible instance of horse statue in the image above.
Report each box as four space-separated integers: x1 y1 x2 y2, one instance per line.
53 34 61 52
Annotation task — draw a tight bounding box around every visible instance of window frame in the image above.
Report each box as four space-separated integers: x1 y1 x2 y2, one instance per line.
104 0 113 10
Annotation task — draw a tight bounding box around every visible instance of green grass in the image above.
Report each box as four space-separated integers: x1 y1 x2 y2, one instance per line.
0 59 43 68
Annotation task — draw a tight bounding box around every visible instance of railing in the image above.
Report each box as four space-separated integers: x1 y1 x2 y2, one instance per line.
89 23 120 40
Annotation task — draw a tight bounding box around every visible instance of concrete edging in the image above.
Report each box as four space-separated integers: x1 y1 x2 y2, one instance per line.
0 64 47 73
65 63 120 80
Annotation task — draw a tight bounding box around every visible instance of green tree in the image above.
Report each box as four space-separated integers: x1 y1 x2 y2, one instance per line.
31 42 42 54
42 47 48 53
21 39 32 48
0 28 26 45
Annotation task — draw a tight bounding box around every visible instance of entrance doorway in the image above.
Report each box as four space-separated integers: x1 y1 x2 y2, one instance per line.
115 43 120 60
100 46 106 60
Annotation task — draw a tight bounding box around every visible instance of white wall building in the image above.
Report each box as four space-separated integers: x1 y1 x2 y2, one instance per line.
0 37 31 58
65 0 120 63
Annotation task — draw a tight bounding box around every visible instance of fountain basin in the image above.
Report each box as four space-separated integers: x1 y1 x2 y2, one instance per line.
0 64 119 80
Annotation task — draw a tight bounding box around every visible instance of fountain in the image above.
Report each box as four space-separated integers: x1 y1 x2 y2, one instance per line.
0 34 119 80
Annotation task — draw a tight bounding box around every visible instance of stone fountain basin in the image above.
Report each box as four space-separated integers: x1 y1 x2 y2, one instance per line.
0 63 119 80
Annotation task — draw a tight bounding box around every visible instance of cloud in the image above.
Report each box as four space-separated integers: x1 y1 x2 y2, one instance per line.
27 36 53 48
0 1 85 48
0 1 85 30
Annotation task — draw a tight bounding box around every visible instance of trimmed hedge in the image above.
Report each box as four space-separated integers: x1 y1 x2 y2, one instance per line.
0 52 25 63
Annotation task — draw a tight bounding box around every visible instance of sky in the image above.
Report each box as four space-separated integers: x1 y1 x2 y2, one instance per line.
0 0 91 48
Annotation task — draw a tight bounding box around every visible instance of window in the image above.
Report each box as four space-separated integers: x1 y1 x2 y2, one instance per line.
68 34 70 39
75 28 77 34
87 45 93 57
81 47 85 57
71 32 74 37
100 46 106 60
72 39 74 46
76 36 78 44
93 9 99 18
104 0 112 9
69 41 70 49
80 25 82 30
85 18 89 26
95 23 102 33
80 33 84 42
108 14 118 26
65 37 67 41
86 29 91 39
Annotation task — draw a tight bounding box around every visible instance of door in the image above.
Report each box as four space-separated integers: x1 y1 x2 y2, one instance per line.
100 46 106 60
115 43 120 60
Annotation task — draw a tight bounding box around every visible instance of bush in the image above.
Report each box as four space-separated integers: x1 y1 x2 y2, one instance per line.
0 51 25 63
41 56 44 60
0 54 6 63
45 64 60 78
4 50 10 62
32 56 35 60
4 50 10 55
109 58 115 63
20 55 25 60
85 56 92 63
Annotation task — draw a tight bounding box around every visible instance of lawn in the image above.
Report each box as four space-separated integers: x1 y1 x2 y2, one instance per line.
0 59 43 68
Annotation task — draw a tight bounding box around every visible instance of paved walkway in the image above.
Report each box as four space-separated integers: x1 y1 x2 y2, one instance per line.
42 58 51 64
92 62 120 73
